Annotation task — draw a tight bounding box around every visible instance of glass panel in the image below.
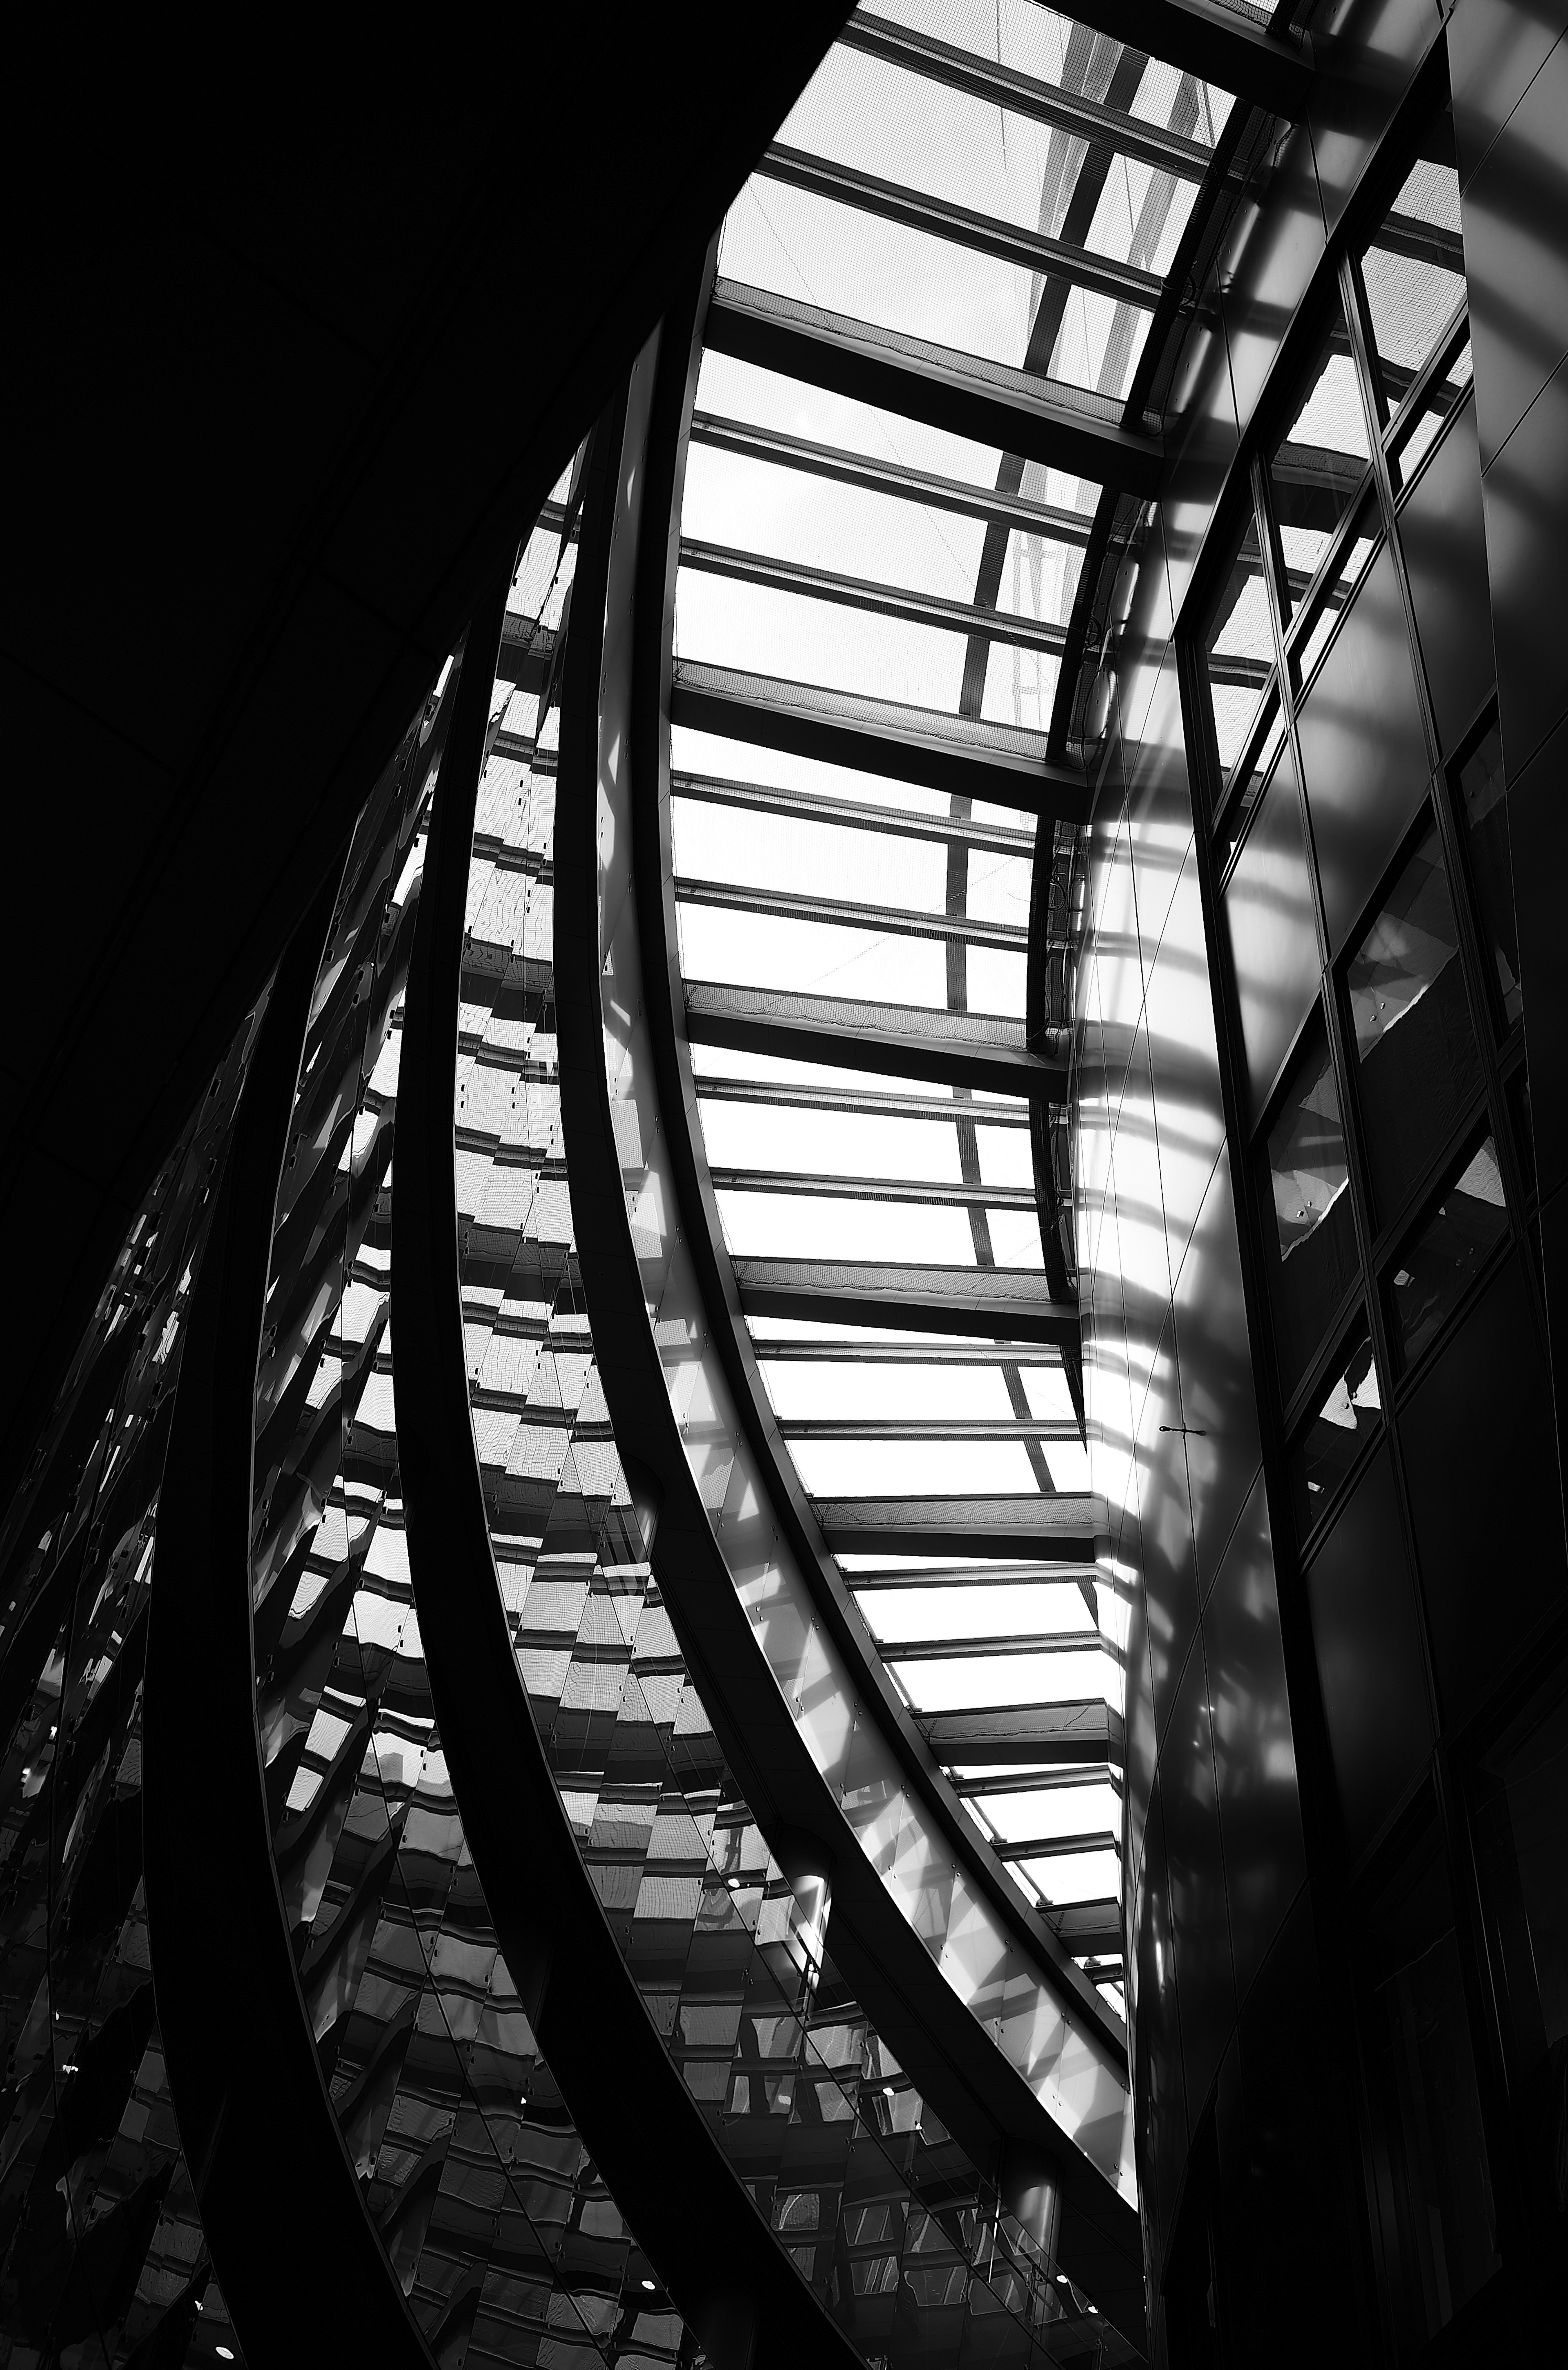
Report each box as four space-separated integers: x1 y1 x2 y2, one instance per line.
1346 819 1484 1225
1362 134 1466 417
1394 331 1474 486
1471 1662 1568 2211
1205 507 1274 773
1454 717 1523 1032
1289 491 1381 689
1292 1319 1381 1535
1390 1138 1509 1368
1263 1015 1360 1396
1364 1819 1501 2351
1268 295 1372 619
1216 681 1285 872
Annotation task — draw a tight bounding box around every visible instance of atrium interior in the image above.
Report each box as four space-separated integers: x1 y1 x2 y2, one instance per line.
4 1 1567 2364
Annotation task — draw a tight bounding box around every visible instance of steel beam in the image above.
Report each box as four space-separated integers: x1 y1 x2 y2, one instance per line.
920 1701 1125 1765
713 1167 1039 1210
819 1492 1102 1559
735 1255 1083 1348
680 535 1069 655
685 980 1062 1097
395 525 863 2370
674 766 1037 851
785 1416 1078 1441
696 1076 1035 1127
704 278 1164 491
996 1831 1121 1862
1053 0 1311 120
674 871 1028 949
671 655 1089 816
878 1628 1106 1659
756 142 1164 305
837 12 1215 177
688 411 1097 541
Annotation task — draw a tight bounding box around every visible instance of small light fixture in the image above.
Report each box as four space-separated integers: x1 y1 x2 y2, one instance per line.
641 2277 656 2292
217 2350 235 2362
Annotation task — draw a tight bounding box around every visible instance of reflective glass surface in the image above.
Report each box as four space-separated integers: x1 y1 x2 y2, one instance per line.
1291 1320 1381 1537
1263 1017 1359 1397
1361 142 1466 419
1215 679 1284 873
1393 330 1474 487
0 1011 263 2364
1472 1664 1568 2207
1455 719 1523 1032
1364 1820 1501 2352
1268 296 1372 620
1205 508 1273 773
1288 490 1380 690
1346 820 1483 1226
1390 1138 1508 1369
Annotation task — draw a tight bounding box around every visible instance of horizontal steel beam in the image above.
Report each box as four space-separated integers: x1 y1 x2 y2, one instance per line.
1042 1899 1126 1954
875 1627 1105 1659
756 143 1164 307
674 873 1027 949
704 279 1164 492
495 614 557 688
817 1492 1104 1560
1056 0 1311 120
784 1416 1078 1441
996 1830 1121 1862
736 1256 1082 1349
955 1763 1117 1795
671 656 1089 817
711 1167 1039 1210
695 1076 1034 1128
837 12 1215 179
673 766 1038 853
688 412 1097 543
686 980 1062 1098
851 1560 1092 1587
754 1337 1064 1365
679 536 1069 655
920 1700 1125 1764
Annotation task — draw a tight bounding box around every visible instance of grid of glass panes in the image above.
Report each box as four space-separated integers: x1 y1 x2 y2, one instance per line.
1190 80 1541 2355
669 0 1250 2022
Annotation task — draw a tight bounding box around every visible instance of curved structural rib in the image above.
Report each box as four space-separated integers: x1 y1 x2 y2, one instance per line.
554 296 1145 2345
144 855 435 2366
393 518 864 2370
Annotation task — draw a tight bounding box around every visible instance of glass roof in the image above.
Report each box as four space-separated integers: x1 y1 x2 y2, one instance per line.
668 0 1248 2019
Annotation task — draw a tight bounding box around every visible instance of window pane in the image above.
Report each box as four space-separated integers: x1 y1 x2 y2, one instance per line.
1206 508 1273 771
1455 720 1523 1031
1394 331 1473 485
1269 296 1372 618
1216 682 1285 872
1292 1321 1380 1535
1264 1017 1360 1395
1346 820 1483 1225
1472 1666 1568 2205
1290 491 1381 690
1363 139 1466 413
1364 1820 1501 2352
1390 1138 1508 1367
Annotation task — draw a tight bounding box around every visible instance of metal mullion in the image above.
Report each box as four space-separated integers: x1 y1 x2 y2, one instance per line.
1342 251 1392 431
678 536 1069 656
882 1631 1105 1662
696 1078 1033 1129
672 768 1038 854
784 1417 1076 1441
709 1167 1039 1210
672 875 1027 950
754 1341 1062 1366
1176 608 1390 2351
849 1563 1089 1588
956 1766 1114 1797
1336 249 1532 2259
688 411 1096 542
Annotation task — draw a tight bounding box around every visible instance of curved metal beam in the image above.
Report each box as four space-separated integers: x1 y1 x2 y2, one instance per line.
143 851 434 2369
392 488 862 2370
554 272 1147 2348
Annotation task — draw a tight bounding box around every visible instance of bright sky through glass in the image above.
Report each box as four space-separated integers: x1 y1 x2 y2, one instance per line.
665 0 1235 2018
